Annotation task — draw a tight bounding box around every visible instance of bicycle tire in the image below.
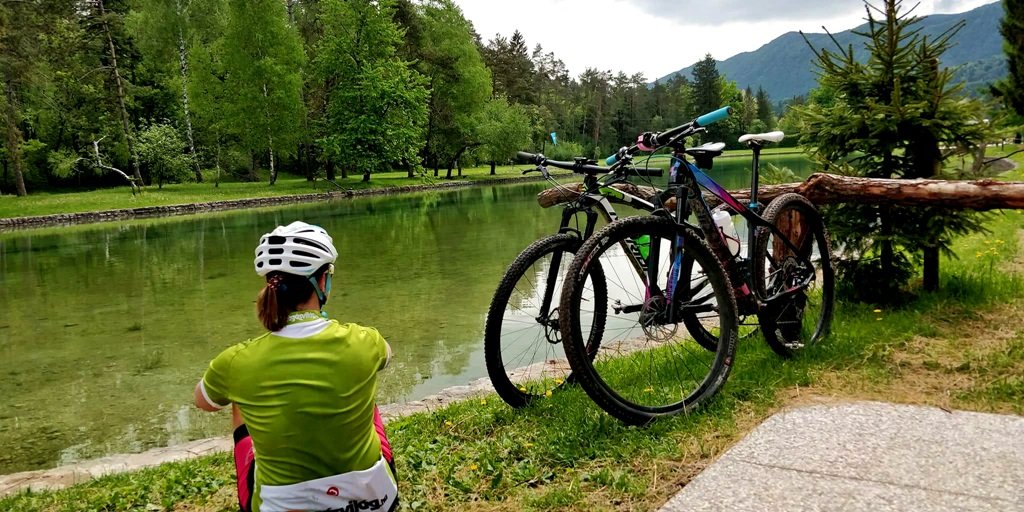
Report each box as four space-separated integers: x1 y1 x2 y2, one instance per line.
752 193 835 357
484 234 607 408
559 216 738 426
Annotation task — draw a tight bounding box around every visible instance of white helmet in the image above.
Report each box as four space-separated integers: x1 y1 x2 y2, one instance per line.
254 221 338 277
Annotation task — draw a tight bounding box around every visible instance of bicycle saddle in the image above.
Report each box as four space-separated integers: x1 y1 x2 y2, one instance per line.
738 131 785 145
685 142 725 170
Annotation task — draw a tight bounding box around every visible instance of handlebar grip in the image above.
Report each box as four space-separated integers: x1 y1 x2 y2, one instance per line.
516 151 540 164
625 168 664 178
604 154 618 166
695 106 732 127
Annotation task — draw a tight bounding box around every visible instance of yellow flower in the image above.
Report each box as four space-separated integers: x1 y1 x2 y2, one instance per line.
554 378 564 385
469 463 478 471
444 420 453 427
479 399 487 405
644 386 654 393
524 442 534 448
518 386 527 393
873 309 882 313
544 390 553 398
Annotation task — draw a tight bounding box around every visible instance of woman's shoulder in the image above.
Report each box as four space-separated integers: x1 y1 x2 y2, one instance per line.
327 321 384 341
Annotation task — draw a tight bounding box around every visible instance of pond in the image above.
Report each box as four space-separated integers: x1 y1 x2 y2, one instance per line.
0 152 814 474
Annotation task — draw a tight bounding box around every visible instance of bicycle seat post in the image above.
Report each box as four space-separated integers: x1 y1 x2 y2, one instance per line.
748 143 762 214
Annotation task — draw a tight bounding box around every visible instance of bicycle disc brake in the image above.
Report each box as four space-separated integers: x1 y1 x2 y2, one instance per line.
640 296 678 342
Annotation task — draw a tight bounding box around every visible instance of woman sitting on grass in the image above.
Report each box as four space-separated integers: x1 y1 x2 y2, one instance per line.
193 221 396 512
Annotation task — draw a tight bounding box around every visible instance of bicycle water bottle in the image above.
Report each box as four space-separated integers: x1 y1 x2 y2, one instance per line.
712 210 742 257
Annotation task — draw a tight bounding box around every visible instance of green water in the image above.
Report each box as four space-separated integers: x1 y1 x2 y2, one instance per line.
0 153 814 474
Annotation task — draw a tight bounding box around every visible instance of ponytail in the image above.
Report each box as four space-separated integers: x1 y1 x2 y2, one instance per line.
256 272 317 331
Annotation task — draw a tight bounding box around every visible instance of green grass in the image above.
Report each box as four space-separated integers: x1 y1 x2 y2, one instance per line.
3 207 1021 512
0 164 554 219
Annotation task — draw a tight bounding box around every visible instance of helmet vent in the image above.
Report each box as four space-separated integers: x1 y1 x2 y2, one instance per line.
269 258 282 266
290 261 311 268
268 248 284 255
268 236 287 244
292 249 316 258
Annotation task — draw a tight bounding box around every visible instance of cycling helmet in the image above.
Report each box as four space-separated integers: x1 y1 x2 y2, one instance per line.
254 221 338 277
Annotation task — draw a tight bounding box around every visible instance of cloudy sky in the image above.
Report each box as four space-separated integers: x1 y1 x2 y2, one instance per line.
456 0 999 80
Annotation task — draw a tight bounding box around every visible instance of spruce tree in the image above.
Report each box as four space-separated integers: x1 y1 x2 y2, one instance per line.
993 0 1024 115
799 0 990 301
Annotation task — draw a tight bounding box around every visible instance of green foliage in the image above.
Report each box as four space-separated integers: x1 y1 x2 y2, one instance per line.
545 140 586 161
405 0 492 171
316 0 428 179
992 0 1024 115
135 123 194 188
220 0 305 167
475 96 532 165
798 0 993 299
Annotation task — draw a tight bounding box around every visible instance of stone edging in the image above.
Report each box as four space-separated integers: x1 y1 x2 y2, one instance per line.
0 377 496 497
0 175 555 231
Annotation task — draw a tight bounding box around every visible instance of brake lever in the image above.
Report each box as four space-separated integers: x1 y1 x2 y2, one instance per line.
522 165 550 179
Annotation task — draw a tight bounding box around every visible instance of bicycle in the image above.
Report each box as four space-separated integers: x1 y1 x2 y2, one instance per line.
559 108 835 425
483 148 670 408
483 108 744 409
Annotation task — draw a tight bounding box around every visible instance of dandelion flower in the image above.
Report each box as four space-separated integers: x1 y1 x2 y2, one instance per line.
479 399 487 405
444 420 453 427
545 390 553 398
554 378 564 385
524 442 534 448
518 386 527 393
469 463 478 471
873 308 882 313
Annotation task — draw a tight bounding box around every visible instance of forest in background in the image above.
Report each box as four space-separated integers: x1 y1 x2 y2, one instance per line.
0 0 1010 196
0 0 795 195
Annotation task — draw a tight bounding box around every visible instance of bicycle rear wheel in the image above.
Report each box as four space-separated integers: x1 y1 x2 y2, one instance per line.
484 234 607 408
559 216 738 426
752 193 835 357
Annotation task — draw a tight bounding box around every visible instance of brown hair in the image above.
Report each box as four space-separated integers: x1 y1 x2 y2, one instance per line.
256 271 320 331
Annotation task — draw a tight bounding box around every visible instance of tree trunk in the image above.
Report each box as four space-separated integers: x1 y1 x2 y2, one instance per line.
176 18 202 182
362 170 370 182
446 163 453 179
923 246 940 292
250 153 258 181
340 165 348 179
537 173 1024 211
268 144 276 185
433 165 438 177
3 81 28 196
326 159 335 181
490 161 496 175
98 0 143 185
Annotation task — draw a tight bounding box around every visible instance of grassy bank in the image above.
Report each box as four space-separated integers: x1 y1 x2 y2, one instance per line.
0 146 803 220
0 164 555 219
3 205 1021 511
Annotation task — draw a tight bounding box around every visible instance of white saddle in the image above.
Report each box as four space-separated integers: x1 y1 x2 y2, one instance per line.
738 131 785 145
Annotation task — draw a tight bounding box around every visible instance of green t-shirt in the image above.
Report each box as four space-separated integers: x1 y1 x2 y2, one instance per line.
202 311 389 510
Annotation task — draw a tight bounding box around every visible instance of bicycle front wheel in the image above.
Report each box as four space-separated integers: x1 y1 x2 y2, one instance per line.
484 234 607 408
559 216 738 426
752 193 835 357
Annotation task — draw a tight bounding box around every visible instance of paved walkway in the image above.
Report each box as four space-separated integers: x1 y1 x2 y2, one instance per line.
660 401 1024 512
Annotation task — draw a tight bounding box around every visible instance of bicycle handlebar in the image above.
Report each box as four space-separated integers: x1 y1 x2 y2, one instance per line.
604 106 733 165
516 151 663 178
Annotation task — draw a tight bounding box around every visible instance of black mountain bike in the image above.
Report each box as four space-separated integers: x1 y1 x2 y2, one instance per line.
482 152 665 408
559 109 834 425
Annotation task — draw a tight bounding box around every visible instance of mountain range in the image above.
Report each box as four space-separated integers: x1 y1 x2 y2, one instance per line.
656 1 1006 102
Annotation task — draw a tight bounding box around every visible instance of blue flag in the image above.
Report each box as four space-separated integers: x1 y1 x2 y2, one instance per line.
550 132 558 145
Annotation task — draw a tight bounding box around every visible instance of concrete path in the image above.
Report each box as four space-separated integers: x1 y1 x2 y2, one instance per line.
660 401 1024 512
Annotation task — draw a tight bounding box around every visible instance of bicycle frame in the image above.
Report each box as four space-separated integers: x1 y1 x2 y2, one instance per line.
666 150 817 316
534 170 658 328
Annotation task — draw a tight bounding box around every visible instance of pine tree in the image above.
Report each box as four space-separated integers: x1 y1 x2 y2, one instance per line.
799 0 991 300
993 0 1024 116
755 87 776 131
